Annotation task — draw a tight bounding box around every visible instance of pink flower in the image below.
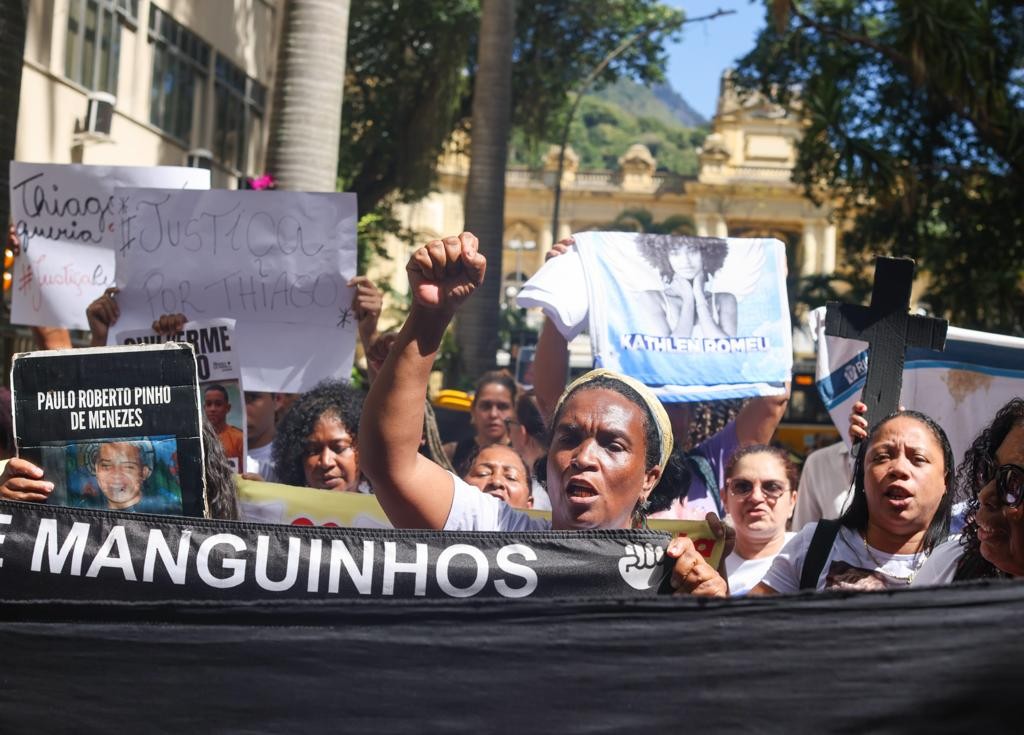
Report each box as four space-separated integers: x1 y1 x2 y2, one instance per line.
249 173 276 191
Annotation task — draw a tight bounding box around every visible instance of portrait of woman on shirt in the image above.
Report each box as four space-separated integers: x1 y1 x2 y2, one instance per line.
637 235 737 339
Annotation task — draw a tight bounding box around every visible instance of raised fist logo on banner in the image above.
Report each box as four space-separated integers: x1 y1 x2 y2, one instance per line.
618 542 669 591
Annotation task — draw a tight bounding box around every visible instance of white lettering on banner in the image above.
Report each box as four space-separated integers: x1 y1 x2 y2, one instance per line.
14 518 559 599
196 533 247 588
255 535 300 592
143 529 192 585
31 519 91 575
494 544 539 598
306 538 322 593
0 513 11 568
85 525 137 581
328 539 375 595
435 544 490 598
382 542 429 596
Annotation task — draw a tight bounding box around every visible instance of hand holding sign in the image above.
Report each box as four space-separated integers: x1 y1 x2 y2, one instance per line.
665 513 732 597
407 232 486 314
0 458 53 503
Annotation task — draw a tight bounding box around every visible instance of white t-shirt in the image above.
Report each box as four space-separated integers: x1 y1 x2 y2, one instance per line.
911 537 964 587
245 442 276 481
761 522 928 593
791 441 855 531
444 473 550 532
725 532 795 596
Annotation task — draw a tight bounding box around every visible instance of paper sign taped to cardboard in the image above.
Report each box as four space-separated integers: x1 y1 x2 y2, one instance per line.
8 162 210 328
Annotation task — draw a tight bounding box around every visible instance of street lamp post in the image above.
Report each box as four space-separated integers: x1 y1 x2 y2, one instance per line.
549 9 734 244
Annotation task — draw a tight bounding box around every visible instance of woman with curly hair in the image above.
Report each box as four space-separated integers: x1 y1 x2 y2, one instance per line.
914 398 1024 584
272 379 368 492
637 234 736 338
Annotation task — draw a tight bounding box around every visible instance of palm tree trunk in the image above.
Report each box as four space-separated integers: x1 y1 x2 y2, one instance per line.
454 0 516 383
265 0 350 192
0 0 28 229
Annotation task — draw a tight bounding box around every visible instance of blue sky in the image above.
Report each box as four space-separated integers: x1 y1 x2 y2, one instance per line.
665 1 767 120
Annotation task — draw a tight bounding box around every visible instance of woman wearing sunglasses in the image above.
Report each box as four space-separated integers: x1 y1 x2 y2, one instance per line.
721 445 799 595
914 398 1024 584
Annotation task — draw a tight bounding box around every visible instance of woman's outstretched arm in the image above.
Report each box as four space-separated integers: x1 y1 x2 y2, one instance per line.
359 233 486 529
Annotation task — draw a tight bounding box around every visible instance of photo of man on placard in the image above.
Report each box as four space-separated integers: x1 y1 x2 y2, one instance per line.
45 436 185 515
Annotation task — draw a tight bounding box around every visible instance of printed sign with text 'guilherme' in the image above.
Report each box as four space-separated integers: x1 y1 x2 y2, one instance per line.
11 343 207 517
115 318 247 472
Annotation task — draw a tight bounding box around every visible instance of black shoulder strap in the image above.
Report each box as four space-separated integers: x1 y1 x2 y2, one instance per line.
799 519 842 590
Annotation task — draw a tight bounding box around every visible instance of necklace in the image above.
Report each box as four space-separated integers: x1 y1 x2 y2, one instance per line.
861 534 922 585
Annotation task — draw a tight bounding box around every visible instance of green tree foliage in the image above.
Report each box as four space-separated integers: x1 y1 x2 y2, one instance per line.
339 0 684 216
733 0 1024 334
607 208 696 235
509 91 707 176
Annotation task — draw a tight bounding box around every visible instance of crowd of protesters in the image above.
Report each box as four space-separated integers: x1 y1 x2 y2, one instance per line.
1 228 1023 596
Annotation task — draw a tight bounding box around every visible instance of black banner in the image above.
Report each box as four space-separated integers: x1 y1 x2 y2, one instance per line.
12 343 206 517
0 499 676 601
0 581 1019 732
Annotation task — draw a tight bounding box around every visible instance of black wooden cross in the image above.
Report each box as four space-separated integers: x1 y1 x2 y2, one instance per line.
825 256 948 430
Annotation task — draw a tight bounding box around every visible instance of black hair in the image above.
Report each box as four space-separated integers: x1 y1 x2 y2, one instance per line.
515 393 547 445
636 234 729 285
455 442 532 493
955 398 1024 580
551 375 661 472
204 384 230 401
272 379 366 488
839 410 954 554
472 370 517 408
646 448 691 513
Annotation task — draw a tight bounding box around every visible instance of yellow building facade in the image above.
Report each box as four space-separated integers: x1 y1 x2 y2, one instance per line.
374 74 841 360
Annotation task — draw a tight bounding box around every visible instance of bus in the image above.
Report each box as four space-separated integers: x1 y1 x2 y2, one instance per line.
774 362 840 459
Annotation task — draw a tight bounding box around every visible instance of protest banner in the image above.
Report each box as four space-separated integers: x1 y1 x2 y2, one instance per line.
8 162 210 328
112 188 358 393
1 580 1020 733
518 233 792 401
115 318 247 471
0 498 690 601
236 478 723 568
11 343 207 517
812 306 1024 462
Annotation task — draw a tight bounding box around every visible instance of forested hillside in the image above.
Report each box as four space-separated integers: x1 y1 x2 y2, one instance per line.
508 79 709 176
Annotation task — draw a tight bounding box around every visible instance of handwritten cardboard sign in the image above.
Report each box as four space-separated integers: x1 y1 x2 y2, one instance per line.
8 162 210 329
112 189 358 393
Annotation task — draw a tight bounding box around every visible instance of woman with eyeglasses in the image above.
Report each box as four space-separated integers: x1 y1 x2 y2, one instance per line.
721 445 799 595
913 398 1024 584
750 409 954 594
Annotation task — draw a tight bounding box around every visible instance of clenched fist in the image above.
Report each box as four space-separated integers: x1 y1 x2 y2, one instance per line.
406 232 486 314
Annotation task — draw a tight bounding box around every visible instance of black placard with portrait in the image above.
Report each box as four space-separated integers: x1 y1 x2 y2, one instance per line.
11 343 207 517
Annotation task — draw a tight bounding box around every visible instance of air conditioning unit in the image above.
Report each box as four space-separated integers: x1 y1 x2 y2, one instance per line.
82 92 116 136
186 148 214 170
